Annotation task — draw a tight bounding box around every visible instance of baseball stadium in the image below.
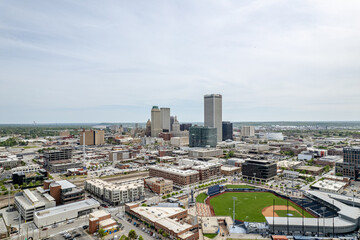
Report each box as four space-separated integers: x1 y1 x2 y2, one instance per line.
196 184 360 236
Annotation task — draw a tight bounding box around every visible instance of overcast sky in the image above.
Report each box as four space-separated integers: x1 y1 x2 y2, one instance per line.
1 0 360 123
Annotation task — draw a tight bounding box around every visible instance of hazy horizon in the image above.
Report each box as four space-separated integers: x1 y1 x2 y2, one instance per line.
1 1 360 123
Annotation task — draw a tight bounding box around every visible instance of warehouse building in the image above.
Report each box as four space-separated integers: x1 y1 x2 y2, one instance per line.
89 210 118 234
144 177 173 195
126 203 198 240
34 199 100 227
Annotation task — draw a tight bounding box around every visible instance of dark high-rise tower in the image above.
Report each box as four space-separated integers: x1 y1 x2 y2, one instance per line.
222 121 233 141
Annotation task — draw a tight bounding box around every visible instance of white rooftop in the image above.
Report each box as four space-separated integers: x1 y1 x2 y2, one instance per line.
56 180 76 190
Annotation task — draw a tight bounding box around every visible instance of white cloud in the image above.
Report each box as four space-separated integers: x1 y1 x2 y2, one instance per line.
0 0 359 123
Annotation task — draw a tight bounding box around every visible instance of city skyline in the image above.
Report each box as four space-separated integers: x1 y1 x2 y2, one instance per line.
1 1 360 123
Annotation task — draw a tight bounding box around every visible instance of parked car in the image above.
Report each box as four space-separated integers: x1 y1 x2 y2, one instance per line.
82 225 89 229
67 220 74 224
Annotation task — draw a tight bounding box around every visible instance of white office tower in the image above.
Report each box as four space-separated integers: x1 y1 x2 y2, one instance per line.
160 107 170 132
204 94 222 142
151 106 162 137
241 126 255 137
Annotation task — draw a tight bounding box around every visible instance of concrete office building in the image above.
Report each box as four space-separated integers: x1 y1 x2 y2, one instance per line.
85 179 145 206
222 121 233 141
204 94 222 142
151 106 162 137
43 180 85 205
188 148 223 158
144 177 173 195
11 164 41 174
170 116 175 131
0 155 19 168
149 166 199 186
336 147 360 179
79 129 105 145
15 189 56 222
241 126 255 137
189 126 217 148
34 199 100 228
242 159 277 180
160 107 171 132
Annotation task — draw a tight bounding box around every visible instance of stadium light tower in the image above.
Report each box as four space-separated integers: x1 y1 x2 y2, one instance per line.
232 197 237 226
321 206 326 236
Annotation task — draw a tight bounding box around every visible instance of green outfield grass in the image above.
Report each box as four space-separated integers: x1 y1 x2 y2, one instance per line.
203 233 218 239
209 192 314 222
275 210 303 218
225 185 255 189
196 193 208 203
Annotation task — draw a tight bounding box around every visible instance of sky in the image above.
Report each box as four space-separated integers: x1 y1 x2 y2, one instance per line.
0 0 360 123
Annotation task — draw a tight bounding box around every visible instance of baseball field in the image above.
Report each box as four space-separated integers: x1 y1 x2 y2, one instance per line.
209 192 314 222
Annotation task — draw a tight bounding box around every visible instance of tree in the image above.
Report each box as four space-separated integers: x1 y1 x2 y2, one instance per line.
139 236 144 240
98 228 106 237
128 230 137 240
141 203 147 206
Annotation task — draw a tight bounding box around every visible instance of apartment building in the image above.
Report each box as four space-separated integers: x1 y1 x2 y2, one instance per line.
178 159 221 182
85 179 145 206
144 177 173 195
149 166 199 186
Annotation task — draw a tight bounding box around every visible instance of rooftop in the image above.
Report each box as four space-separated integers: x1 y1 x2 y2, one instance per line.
54 180 76 190
131 206 186 222
35 199 100 218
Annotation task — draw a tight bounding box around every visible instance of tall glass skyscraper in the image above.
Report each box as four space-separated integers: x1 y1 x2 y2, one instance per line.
189 126 217 147
222 121 233 141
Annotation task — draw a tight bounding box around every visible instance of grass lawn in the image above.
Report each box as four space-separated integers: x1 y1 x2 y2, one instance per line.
203 233 218 239
225 185 255 189
275 210 303 218
196 193 208 203
209 192 313 222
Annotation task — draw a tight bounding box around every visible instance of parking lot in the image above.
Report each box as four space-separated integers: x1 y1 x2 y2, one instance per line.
49 227 91 240
114 214 161 240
